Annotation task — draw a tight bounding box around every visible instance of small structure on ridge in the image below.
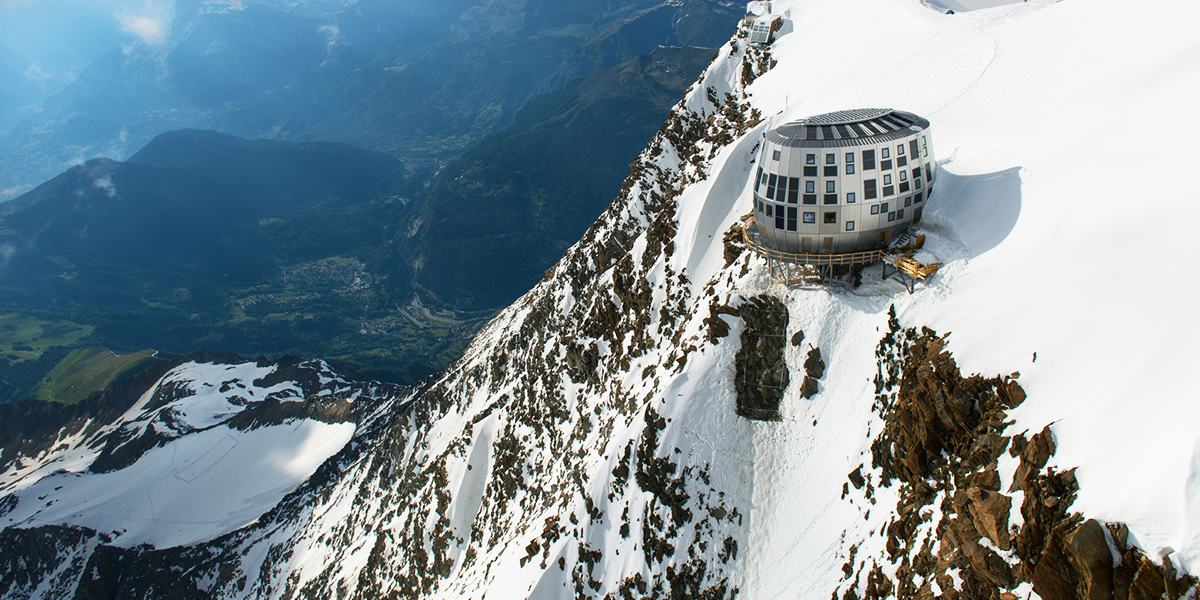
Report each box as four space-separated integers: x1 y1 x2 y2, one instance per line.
744 108 942 286
744 1 782 45
751 108 936 255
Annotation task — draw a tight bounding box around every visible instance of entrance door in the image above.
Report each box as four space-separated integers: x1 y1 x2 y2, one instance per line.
801 237 812 253
823 237 833 253
878 230 891 248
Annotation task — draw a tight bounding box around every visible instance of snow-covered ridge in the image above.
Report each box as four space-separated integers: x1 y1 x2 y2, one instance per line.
0 355 405 549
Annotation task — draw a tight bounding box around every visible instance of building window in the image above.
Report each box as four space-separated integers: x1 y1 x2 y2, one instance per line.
826 153 836 164
884 185 894 196
915 178 923 189
824 194 837 204
899 171 907 182
765 204 773 217
883 174 892 185
806 180 815 193
921 136 928 156
897 144 905 155
806 154 816 164
803 194 817 205
898 156 908 167
776 209 785 230
881 159 893 171
755 167 763 192
881 202 889 212
864 179 877 199
914 192 923 203
899 182 910 193
881 147 890 159
787 207 797 231
912 168 921 180
871 205 880 215
846 152 855 163
925 164 932 179
846 192 856 203
767 174 778 199
846 221 855 231
904 196 912 207
826 181 836 193
863 149 876 170
897 208 905 219
824 212 836 224
888 211 896 222
910 140 919 157
804 166 817 176
846 164 856 175
824 165 838 176
788 178 799 203
773 149 781 161
803 211 816 224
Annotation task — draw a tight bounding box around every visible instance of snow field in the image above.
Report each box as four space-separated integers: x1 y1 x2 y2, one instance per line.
2 360 359 549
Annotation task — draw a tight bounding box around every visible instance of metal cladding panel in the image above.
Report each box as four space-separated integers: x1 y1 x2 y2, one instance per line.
752 108 934 255
766 108 930 149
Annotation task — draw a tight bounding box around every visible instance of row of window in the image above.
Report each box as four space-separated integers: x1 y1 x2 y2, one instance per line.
756 190 926 215
768 137 930 170
767 210 889 233
763 200 921 230
756 163 934 203
759 193 923 230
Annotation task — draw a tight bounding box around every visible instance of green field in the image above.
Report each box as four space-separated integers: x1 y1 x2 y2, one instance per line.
34 348 160 404
0 314 94 362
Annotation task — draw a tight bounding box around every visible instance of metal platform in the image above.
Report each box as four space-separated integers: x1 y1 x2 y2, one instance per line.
741 217 941 290
742 218 886 266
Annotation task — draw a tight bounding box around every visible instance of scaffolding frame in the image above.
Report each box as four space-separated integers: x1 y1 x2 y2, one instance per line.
741 217 941 291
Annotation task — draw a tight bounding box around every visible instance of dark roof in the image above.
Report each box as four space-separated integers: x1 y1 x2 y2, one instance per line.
766 109 930 148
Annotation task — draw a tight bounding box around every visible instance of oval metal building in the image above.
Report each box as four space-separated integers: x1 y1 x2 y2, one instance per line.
750 108 936 255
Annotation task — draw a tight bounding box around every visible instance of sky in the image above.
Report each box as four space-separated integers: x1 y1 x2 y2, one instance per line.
0 0 174 108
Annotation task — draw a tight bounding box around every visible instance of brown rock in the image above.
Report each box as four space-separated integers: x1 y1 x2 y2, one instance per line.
1011 426 1056 492
801 376 819 399
966 487 1013 551
1066 519 1115 600
804 347 826 379
1128 557 1166 600
960 537 1015 589
972 466 1001 492
1032 537 1077 600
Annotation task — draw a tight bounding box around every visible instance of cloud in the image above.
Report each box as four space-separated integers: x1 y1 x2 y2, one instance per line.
116 0 171 45
319 24 340 64
23 61 51 82
93 176 116 198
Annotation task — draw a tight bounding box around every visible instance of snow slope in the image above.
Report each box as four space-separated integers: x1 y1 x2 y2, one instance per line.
0 358 389 549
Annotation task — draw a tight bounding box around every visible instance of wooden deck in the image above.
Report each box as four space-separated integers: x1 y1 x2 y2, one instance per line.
741 217 942 291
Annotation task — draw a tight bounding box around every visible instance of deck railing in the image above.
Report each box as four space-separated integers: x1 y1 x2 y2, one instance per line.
741 217 886 266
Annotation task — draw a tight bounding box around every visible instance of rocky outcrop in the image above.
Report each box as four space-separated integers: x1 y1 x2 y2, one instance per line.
734 295 789 421
800 346 825 399
833 308 1198 600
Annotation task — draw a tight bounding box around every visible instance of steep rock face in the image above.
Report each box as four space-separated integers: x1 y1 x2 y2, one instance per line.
829 312 1198 600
